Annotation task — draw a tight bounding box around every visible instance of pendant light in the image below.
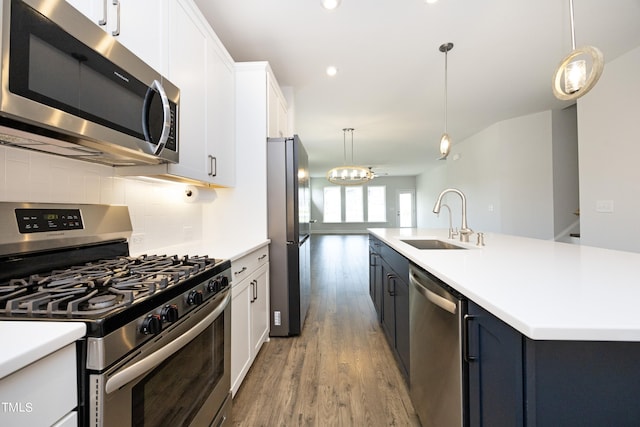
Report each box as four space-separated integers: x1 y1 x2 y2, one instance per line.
552 0 604 101
326 128 374 185
438 42 454 160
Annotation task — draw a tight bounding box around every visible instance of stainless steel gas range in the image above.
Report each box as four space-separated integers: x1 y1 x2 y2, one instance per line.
0 202 232 427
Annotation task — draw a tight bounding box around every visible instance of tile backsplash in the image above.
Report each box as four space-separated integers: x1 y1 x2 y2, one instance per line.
0 145 204 255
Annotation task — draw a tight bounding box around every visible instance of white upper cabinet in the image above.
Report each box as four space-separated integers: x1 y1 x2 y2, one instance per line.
105 0 236 187
164 0 235 187
64 0 95 19
267 72 289 138
109 0 167 74
165 0 208 183
65 0 167 73
205 34 236 187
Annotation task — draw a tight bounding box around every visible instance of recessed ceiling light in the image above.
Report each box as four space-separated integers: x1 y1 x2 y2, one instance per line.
326 66 338 77
425 0 439 4
321 0 341 10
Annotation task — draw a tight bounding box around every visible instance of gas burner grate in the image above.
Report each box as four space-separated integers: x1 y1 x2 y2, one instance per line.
0 253 222 317
3 287 134 316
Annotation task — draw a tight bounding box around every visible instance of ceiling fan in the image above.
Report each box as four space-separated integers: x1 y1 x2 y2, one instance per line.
368 166 389 178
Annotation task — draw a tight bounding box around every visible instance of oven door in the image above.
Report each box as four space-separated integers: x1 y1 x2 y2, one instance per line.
90 291 231 427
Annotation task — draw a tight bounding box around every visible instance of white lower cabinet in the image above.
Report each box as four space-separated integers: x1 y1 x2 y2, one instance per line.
231 246 270 396
0 343 77 427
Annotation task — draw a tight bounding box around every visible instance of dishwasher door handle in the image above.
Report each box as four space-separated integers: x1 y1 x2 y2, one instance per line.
409 272 457 314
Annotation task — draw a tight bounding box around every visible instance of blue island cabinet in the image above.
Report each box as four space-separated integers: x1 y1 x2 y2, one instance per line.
369 236 410 382
467 301 640 427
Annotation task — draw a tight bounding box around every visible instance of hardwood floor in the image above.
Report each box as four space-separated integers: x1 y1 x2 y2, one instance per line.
231 234 420 426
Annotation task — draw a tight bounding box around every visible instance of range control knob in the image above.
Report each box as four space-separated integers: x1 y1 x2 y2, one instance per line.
220 276 229 289
161 304 179 323
140 314 162 335
207 279 220 293
187 289 204 306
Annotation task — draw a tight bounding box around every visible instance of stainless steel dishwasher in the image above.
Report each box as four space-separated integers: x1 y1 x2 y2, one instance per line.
409 263 467 427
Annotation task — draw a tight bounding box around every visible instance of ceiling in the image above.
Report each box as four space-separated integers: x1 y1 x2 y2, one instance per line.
194 0 640 178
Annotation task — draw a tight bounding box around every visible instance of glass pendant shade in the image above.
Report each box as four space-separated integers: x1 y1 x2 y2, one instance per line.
564 59 586 93
552 0 604 101
439 133 451 158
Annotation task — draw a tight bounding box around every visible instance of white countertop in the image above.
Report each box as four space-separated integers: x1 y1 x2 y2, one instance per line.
0 322 86 379
369 228 640 342
227 240 270 262
137 239 271 262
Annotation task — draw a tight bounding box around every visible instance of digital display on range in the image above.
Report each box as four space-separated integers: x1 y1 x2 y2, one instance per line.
15 208 84 234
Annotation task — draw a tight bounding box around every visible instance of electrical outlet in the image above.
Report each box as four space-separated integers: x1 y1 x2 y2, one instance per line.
595 200 614 213
131 233 145 245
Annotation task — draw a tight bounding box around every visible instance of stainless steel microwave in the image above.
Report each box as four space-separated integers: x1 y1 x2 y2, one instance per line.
0 0 179 165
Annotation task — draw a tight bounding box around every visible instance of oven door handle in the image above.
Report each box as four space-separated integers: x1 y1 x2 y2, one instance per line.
105 292 230 394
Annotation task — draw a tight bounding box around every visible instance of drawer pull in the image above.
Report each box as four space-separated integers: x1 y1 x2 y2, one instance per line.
258 254 267 261
234 266 247 275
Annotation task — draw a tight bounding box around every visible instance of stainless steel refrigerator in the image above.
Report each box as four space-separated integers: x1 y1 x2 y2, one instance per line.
267 135 311 336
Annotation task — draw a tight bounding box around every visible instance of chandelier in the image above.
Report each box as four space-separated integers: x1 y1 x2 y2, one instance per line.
326 128 374 185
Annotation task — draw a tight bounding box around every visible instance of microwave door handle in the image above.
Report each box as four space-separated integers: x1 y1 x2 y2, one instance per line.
104 292 230 394
142 80 171 156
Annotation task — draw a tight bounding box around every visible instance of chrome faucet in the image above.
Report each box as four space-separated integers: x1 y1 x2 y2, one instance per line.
433 188 473 242
438 203 458 239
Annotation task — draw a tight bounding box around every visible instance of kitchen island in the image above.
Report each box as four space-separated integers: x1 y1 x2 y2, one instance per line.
369 228 640 427
370 228 640 341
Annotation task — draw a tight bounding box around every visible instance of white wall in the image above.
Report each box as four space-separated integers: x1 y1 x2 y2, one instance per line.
577 45 640 252
552 105 580 240
416 111 555 240
0 145 205 256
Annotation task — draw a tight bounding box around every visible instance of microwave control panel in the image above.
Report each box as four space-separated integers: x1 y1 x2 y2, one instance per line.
15 208 84 234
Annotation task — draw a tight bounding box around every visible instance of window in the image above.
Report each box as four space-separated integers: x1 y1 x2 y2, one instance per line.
323 186 341 222
367 186 386 222
345 186 363 222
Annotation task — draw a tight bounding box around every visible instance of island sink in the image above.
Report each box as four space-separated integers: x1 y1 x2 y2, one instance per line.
401 239 467 250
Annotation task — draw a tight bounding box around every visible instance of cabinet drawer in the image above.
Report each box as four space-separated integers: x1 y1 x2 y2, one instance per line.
379 241 409 281
232 245 269 285
0 343 77 427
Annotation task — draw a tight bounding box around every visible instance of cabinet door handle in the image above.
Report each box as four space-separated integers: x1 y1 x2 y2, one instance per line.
99 0 108 25
369 253 377 267
386 274 396 296
208 155 217 177
250 280 258 303
463 314 477 363
258 254 267 261
234 266 247 276
111 0 120 36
